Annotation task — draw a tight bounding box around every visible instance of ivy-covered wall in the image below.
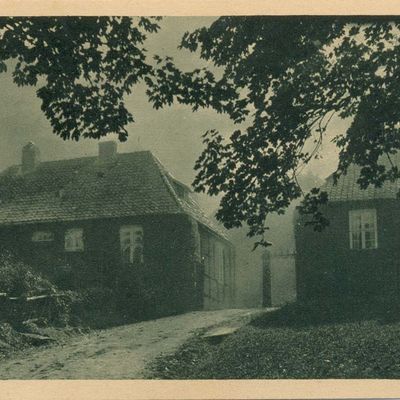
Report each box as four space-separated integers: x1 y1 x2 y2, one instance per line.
0 214 198 313
0 214 235 315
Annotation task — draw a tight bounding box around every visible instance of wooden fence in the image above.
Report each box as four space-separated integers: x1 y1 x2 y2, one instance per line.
0 292 69 324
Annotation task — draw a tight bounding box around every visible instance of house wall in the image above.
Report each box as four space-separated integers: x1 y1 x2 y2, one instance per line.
295 199 400 302
199 225 236 310
0 214 205 314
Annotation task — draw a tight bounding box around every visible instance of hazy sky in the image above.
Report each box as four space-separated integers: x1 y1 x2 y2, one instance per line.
0 17 346 210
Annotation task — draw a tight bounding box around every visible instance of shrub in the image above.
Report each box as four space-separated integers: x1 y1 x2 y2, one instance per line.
0 251 75 327
0 250 55 296
115 262 168 321
69 286 119 328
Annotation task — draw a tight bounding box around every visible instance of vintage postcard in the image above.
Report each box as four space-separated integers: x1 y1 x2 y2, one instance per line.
1 1 400 399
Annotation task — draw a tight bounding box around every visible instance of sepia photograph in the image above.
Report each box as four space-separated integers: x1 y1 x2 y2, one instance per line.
1 1 400 397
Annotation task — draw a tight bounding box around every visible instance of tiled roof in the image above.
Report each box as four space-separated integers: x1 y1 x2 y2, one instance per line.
0 151 227 239
152 156 229 240
179 194 229 240
321 156 400 202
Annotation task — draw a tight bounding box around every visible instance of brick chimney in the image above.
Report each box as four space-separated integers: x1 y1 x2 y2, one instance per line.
98 141 117 162
22 142 40 173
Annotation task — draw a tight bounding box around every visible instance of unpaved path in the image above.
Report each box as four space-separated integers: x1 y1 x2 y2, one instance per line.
0 309 260 379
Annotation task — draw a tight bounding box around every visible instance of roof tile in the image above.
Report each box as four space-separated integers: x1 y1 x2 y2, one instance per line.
321 159 400 202
0 151 227 239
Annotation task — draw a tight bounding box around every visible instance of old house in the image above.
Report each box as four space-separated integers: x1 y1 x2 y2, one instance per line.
0 141 235 313
295 161 400 302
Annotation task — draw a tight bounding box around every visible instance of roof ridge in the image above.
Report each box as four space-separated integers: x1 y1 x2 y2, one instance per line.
0 149 229 240
149 153 228 239
3 150 154 171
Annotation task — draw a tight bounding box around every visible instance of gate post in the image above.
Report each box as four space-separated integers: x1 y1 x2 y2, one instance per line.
262 250 272 307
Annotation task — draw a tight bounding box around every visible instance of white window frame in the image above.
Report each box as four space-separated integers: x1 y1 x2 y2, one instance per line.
349 209 378 250
120 225 144 263
65 228 84 252
32 231 54 242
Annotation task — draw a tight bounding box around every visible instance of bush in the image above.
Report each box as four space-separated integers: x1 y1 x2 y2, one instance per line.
69 287 119 328
68 262 171 327
116 262 163 321
0 250 55 296
0 251 172 329
0 251 74 327
0 323 24 348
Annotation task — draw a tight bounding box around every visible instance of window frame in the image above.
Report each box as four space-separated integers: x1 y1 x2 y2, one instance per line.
349 208 378 250
64 228 84 252
32 231 54 242
119 225 144 264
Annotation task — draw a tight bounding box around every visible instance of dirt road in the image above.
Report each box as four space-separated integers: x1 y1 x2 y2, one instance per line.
0 309 259 379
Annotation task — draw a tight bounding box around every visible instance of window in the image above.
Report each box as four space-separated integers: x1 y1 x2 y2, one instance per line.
65 228 84 252
32 231 54 242
349 209 377 250
120 225 144 263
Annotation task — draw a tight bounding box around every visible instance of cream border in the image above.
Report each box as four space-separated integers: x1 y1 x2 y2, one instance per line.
1 1 400 399
0 0 399 16
3 379 400 399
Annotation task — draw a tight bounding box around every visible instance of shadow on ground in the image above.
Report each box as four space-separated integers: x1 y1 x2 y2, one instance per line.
250 297 400 329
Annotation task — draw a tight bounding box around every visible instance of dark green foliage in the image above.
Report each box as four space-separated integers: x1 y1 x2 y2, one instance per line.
147 17 400 244
68 262 171 328
297 188 329 231
4 17 400 243
0 252 79 327
115 262 172 321
0 323 29 357
149 300 400 379
0 251 170 329
0 17 161 141
0 250 55 296
69 287 119 328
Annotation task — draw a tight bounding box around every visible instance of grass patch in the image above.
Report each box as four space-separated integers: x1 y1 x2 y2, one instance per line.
148 301 400 379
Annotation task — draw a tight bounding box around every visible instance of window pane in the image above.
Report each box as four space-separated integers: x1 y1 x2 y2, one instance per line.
351 214 362 231
120 225 143 264
351 232 362 250
349 209 377 250
364 229 376 249
65 228 84 252
32 231 54 242
122 247 131 263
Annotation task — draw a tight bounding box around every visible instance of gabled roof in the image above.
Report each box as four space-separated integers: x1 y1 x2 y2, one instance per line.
0 150 227 239
321 156 400 202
